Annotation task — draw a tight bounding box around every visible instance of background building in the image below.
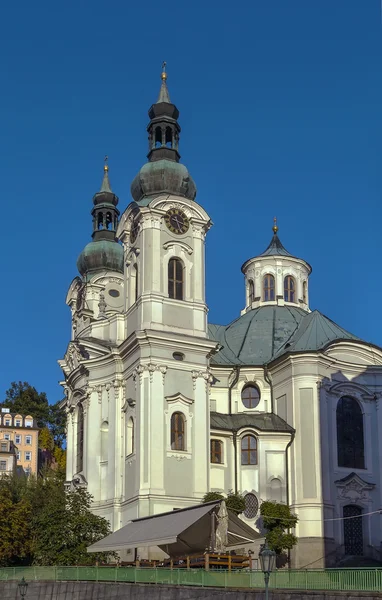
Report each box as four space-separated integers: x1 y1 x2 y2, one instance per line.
0 437 17 474
60 69 382 568
0 408 39 475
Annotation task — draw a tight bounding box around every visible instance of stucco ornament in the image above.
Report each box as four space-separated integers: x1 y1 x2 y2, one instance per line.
335 473 374 504
64 342 84 373
215 501 229 551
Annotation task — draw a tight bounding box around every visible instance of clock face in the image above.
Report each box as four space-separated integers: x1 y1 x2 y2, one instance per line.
130 219 139 244
164 208 190 235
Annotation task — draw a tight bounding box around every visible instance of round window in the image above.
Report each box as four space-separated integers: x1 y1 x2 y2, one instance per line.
108 289 120 298
173 352 185 361
241 384 260 409
243 493 259 519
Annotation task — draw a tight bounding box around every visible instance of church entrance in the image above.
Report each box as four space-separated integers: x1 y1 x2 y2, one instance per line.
343 505 363 555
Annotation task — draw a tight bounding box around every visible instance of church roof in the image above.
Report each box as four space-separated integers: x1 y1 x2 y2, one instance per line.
210 411 294 433
259 231 295 258
208 306 360 366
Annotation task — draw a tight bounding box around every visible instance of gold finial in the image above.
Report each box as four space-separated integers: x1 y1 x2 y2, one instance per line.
161 61 167 81
272 216 279 233
104 155 109 172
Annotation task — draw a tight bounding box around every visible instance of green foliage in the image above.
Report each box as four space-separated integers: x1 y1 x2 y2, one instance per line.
201 490 246 515
3 382 49 429
260 501 298 554
0 470 113 566
225 490 246 515
3 382 66 447
202 491 224 503
38 427 54 451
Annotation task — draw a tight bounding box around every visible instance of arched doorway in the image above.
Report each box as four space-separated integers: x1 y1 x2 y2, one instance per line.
343 505 363 555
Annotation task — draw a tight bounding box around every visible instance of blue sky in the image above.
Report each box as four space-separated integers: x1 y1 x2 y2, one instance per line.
1 1 381 403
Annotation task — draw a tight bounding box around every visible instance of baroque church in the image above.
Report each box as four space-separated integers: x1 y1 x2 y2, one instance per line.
59 68 382 568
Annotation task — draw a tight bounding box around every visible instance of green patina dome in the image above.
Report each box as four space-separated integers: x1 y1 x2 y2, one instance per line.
77 240 124 278
131 159 197 203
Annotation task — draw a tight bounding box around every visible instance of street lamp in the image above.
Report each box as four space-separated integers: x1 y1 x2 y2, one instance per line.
18 577 28 599
259 542 276 600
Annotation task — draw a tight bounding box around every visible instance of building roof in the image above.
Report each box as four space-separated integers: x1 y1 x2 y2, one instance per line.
209 305 360 366
210 411 294 433
0 412 38 428
259 231 295 258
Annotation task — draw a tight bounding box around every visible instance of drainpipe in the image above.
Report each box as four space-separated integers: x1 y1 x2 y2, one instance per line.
285 431 295 568
228 366 240 415
263 364 274 413
228 367 240 494
233 431 238 494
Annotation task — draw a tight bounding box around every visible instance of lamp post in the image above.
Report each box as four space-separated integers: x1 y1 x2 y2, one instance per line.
259 542 276 600
18 577 28 599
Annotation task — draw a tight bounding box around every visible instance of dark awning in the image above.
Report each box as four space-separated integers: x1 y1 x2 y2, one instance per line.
88 500 261 556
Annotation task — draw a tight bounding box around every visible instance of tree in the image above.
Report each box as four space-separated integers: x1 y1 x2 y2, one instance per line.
48 401 67 448
260 501 298 555
38 427 54 451
0 479 33 566
3 382 50 428
201 490 246 515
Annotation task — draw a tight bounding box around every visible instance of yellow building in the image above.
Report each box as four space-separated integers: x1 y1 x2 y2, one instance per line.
0 439 17 474
0 409 39 475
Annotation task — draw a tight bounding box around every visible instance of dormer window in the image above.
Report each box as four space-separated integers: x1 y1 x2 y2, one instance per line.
284 276 295 302
263 274 275 301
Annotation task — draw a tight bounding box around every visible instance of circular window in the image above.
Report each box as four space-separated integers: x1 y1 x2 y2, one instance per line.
108 289 120 298
241 384 260 409
244 493 259 519
173 352 185 361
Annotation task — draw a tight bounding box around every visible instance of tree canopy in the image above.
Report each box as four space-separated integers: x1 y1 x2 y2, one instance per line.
202 490 246 515
0 470 112 566
3 381 66 448
260 501 298 555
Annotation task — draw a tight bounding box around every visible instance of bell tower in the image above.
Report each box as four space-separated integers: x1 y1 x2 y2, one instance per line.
115 66 218 539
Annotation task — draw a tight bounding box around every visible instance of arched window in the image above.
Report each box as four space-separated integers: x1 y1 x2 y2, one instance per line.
171 412 185 451
241 384 261 409
263 274 275 301
303 281 307 303
284 276 295 302
248 280 255 304
106 212 113 230
100 421 108 463
337 396 364 469
168 258 184 300
243 493 259 519
210 440 223 464
165 126 173 148
155 126 162 148
127 418 134 456
241 435 257 465
76 403 84 473
97 212 104 230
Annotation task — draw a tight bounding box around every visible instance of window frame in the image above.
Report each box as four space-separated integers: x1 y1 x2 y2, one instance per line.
336 396 365 469
76 403 84 473
241 434 258 465
25 451 31 461
171 412 186 451
263 274 275 301
25 435 32 445
210 439 223 464
15 434 21 444
0 460 6 471
284 275 296 302
168 258 184 301
241 384 261 409
248 280 255 304
127 417 135 457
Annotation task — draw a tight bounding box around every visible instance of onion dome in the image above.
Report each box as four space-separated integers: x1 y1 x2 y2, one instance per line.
77 160 124 279
130 63 197 203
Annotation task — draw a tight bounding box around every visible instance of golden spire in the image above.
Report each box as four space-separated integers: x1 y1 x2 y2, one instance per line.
104 155 109 172
161 61 167 81
272 216 279 234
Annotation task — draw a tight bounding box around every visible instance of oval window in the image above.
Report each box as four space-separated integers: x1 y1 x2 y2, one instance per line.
173 352 185 361
241 384 261 409
243 493 259 519
108 289 120 298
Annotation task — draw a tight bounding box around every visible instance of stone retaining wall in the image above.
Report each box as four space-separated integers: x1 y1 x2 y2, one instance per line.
0 581 380 600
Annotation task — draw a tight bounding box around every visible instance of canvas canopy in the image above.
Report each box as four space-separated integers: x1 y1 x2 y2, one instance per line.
88 500 261 556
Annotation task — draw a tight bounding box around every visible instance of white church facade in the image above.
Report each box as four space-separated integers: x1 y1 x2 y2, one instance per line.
59 68 382 568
